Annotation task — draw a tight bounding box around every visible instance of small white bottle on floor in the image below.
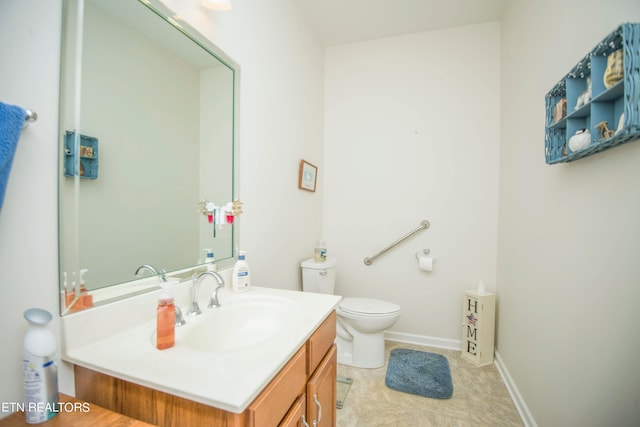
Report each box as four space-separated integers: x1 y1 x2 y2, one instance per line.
232 251 250 292
23 308 58 424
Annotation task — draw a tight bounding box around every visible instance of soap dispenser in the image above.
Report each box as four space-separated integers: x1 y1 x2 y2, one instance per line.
78 269 93 309
156 283 175 350
203 248 217 272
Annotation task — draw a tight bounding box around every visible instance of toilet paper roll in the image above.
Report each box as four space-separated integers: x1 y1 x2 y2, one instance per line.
418 256 435 272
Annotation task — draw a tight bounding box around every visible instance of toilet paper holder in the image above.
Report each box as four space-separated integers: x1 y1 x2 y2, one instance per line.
415 249 430 259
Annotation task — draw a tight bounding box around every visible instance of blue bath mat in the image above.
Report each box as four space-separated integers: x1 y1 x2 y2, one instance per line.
385 348 453 399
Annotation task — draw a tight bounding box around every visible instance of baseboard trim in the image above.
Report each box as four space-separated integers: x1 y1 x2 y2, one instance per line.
384 331 461 351
384 332 535 427
494 351 537 427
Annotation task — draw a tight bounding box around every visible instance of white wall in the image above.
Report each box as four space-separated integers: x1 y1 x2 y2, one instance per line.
0 0 63 414
497 0 640 426
324 23 501 343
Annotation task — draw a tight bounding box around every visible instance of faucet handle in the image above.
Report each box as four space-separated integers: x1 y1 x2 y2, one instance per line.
208 283 225 309
175 306 186 326
186 301 201 317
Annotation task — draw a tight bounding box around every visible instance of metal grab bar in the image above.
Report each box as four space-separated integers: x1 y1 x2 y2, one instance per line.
364 220 430 265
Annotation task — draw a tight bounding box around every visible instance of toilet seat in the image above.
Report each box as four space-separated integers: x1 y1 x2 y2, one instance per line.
339 297 400 317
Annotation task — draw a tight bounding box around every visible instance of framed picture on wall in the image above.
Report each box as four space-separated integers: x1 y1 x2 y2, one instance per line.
298 159 317 192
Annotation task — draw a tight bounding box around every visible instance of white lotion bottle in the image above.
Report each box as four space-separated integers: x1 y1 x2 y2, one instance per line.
23 308 58 424
232 251 250 292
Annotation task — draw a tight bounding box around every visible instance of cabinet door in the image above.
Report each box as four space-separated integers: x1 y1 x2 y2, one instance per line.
279 395 309 427
247 346 307 427
307 311 336 376
306 345 336 427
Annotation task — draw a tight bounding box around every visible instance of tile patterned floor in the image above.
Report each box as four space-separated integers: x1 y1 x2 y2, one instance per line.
336 341 523 427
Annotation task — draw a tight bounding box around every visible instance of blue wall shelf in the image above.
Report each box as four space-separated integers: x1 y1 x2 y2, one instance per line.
64 130 99 179
545 23 640 164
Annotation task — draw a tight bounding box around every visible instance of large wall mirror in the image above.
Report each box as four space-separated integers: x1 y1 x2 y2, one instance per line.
59 0 239 314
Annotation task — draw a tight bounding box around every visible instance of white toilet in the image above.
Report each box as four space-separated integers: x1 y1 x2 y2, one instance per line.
301 258 400 368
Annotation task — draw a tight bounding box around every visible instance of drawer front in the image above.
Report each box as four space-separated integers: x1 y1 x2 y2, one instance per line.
247 346 307 427
278 394 307 427
307 311 336 376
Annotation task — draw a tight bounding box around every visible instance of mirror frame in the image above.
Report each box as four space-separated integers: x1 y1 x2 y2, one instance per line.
58 0 240 314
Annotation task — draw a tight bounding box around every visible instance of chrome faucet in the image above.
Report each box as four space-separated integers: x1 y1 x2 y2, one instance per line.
134 264 167 282
134 264 185 326
187 271 225 316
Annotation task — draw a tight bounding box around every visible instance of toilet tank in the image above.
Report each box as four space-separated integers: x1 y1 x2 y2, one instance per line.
301 258 336 294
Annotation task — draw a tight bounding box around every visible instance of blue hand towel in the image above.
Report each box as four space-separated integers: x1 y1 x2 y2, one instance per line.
0 102 26 210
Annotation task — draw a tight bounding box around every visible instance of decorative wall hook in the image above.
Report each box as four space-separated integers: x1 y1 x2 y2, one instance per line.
197 199 216 223
231 199 243 217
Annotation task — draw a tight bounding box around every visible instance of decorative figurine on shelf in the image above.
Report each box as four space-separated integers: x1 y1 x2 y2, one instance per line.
568 128 591 152
553 98 567 122
575 76 592 110
604 49 624 89
615 113 625 134
595 121 615 140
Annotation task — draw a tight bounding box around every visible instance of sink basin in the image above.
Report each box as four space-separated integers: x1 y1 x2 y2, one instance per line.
184 294 299 353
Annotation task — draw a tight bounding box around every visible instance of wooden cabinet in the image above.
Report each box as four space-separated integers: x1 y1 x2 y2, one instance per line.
302 311 337 427
74 311 337 427
461 291 495 366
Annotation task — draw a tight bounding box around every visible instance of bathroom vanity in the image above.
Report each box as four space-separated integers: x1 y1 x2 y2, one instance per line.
62 285 341 427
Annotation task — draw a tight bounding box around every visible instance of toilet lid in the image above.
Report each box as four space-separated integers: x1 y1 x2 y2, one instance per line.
339 297 400 315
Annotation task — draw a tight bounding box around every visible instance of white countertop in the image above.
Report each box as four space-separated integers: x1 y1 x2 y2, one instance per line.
61 279 341 413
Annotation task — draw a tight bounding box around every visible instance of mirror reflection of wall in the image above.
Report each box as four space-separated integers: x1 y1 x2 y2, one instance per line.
59 0 237 304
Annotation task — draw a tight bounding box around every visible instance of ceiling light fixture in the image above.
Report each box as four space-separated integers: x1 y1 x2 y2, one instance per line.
201 0 232 11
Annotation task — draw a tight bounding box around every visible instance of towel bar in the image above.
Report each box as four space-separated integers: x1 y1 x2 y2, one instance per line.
22 108 38 129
